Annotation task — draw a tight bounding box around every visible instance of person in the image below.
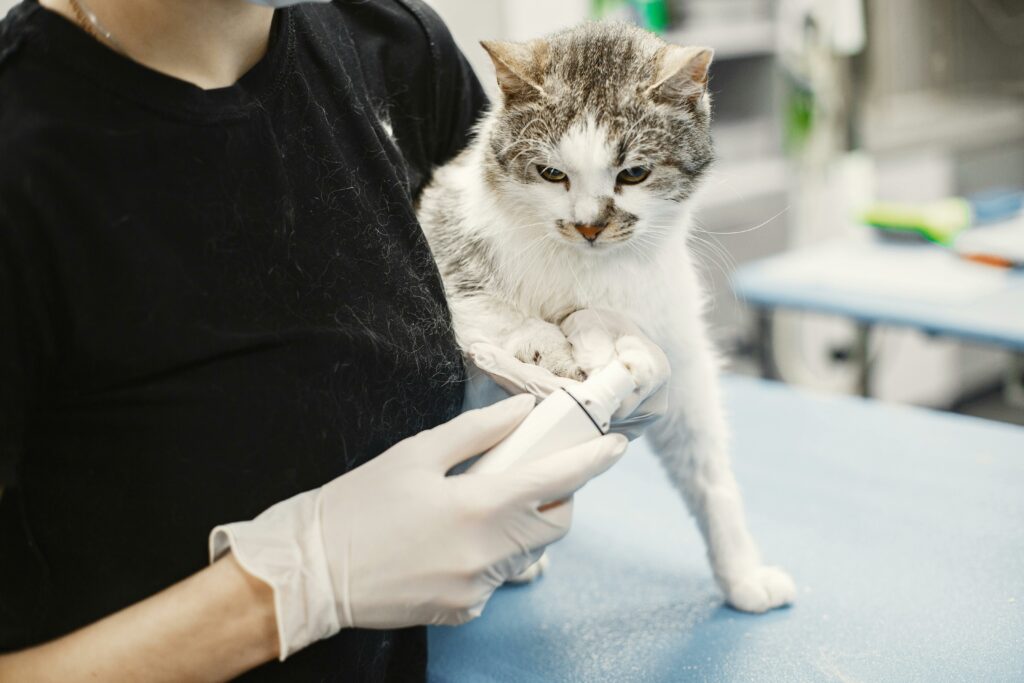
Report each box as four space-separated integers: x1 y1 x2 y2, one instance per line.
0 0 667 680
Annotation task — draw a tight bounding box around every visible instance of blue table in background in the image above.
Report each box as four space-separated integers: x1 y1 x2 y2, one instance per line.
731 238 1024 395
428 376 1024 682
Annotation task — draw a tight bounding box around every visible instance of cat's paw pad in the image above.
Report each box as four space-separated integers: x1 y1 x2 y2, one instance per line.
723 566 796 613
506 553 549 584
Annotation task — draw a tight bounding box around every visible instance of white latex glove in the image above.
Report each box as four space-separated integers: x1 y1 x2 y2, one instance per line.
466 309 671 440
209 395 627 659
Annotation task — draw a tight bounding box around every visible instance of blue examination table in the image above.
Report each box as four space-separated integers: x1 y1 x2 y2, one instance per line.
428 376 1024 682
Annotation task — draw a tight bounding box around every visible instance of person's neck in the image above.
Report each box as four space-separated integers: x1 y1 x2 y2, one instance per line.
39 0 275 90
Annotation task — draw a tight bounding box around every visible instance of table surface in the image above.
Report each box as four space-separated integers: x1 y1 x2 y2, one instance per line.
428 376 1024 682
731 238 1024 350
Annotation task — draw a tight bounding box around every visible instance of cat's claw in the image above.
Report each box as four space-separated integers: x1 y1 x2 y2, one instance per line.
723 565 796 613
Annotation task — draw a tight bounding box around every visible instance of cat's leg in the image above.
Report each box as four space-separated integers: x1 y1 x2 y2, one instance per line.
649 325 795 613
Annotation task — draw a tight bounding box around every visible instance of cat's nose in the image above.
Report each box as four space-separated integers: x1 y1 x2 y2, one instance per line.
575 224 606 242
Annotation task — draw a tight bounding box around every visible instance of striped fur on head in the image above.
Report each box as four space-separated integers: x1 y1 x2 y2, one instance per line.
477 21 714 250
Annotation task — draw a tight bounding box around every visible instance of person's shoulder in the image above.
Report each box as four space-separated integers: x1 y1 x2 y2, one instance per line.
0 39 59 217
310 0 461 71
301 1 487 178
0 1 48 75
388 0 468 81
0 1 31 53
384 0 462 56
0 2 60 144
327 0 450 37
0 2 36 85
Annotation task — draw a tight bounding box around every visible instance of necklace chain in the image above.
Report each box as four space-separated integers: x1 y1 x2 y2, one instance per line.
67 0 126 55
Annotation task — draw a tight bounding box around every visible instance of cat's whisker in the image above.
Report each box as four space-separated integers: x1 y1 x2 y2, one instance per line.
496 120 553 156
690 221 741 276
515 242 564 311
508 233 557 264
624 240 657 266
501 220 557 232
504 136 557 168
693 205 790 237
517 116 552 142
503 243 556 304
623 238 669 261
685 232 739 302
520 237 560 264
508 148 546 168
621 114 659 149
564 259 593 313
641 224 677 235
688 227 735 267
512 240 565 289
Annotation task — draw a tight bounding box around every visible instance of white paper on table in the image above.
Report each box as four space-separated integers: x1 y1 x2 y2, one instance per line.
757 240 1010 305
954 215 1024 265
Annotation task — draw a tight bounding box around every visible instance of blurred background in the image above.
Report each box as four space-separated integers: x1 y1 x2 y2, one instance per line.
429 0 1024 425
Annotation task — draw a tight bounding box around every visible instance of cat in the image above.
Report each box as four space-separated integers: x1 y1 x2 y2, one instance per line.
416 21 794 613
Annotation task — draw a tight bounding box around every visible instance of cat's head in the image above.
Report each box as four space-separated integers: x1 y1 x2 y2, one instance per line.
480 22 713 255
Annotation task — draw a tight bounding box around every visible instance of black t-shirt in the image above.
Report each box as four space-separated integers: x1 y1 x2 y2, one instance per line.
0 0 486 679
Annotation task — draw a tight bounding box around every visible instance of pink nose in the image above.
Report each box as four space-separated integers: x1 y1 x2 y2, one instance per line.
575 224 606 242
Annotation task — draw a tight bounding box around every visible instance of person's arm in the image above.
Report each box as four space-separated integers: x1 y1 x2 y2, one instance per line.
0 553 278 682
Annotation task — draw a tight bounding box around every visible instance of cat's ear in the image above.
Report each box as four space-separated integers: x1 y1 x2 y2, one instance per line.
480 39 549 105
646 45 714 108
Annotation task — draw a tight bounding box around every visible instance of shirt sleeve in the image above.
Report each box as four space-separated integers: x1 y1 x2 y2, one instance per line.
400 0 490 168
428 17 490 167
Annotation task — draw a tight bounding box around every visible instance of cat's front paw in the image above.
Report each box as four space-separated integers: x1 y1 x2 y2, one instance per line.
614 333 667 395
722 566 796 613
507 320 587 382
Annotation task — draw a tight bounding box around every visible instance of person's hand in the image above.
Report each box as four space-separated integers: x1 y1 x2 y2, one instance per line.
467 309 671 440
209 395 627 659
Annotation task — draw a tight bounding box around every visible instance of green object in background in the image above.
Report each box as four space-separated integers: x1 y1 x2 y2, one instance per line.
861 198 971 246
591 0 628 19
783 77 815 154
630 0 670 32
592 0 670 33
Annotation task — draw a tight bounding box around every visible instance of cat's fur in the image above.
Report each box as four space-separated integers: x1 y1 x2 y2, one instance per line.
417 21 794 613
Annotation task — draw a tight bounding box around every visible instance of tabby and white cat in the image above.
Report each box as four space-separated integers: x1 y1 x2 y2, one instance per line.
417 21 794 613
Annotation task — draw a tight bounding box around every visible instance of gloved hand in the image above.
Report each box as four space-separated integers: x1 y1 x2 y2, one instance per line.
209 395 628 659
466 309 671 440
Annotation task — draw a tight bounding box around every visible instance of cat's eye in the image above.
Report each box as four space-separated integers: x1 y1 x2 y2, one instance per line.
617 167 651 185
538 166 568 183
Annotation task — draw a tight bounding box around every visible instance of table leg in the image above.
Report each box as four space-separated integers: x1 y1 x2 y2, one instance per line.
756 308 778 381
854 322 872 398
1005 352 1024 410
